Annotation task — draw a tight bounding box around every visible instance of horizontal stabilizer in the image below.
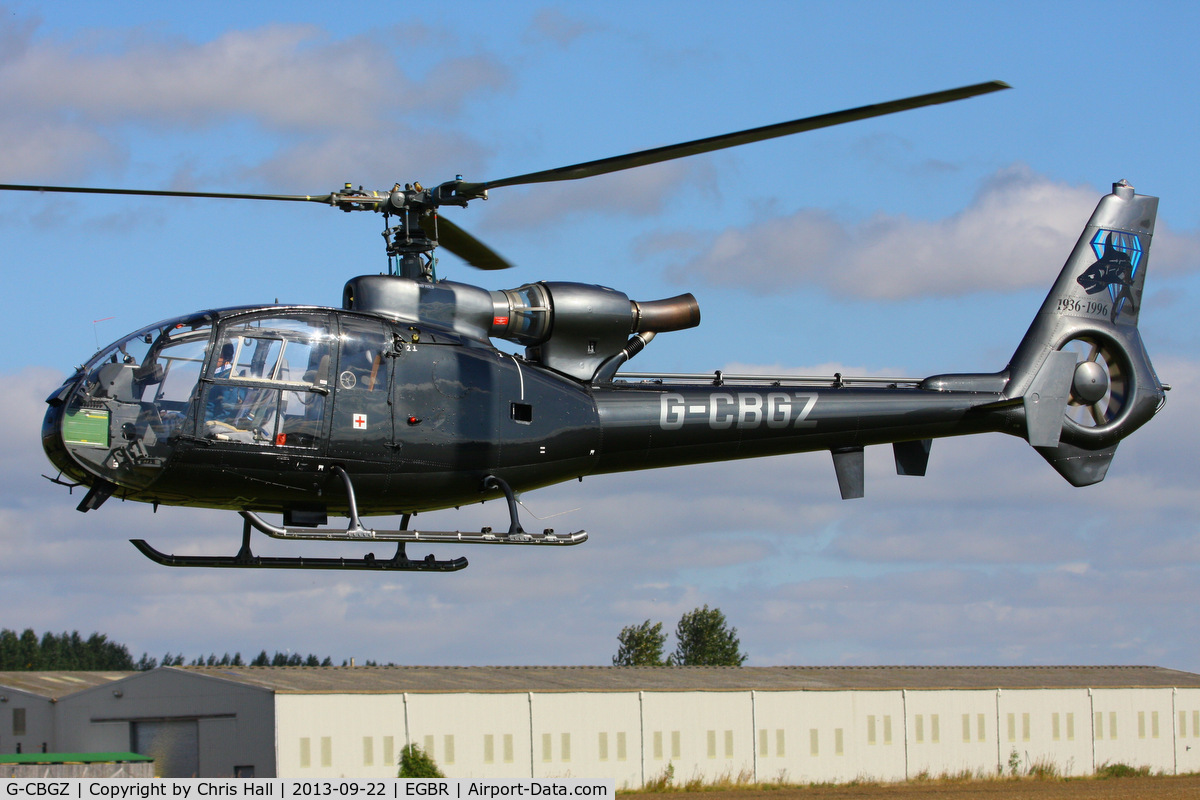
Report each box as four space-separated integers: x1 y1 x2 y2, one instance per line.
1034 442 1118 487
893 439 932 476
831 447 865 499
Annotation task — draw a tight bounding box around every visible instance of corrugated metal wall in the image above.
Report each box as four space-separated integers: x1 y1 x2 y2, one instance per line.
273 686 1200 785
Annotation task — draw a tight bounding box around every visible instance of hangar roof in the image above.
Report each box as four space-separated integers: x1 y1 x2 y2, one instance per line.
172 665 1200 694
0 671 132 699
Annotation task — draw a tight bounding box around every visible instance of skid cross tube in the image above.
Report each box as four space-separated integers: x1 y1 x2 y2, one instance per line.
239 468 586 546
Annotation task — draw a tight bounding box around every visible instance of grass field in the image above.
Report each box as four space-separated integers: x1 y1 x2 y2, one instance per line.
621 772 1200 799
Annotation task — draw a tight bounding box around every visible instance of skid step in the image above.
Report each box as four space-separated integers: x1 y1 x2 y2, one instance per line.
242 510 587 545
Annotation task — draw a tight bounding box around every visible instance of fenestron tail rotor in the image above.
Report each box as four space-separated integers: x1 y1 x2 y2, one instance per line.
1061 334 1132 428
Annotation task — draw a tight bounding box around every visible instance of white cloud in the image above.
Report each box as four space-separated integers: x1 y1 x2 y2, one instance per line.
479 159 719 231
0 366 69 494
0 19 510 184
663 165 1200 298
250 127 489 190
0 118 126 182
0 25 504 129
524 9 605 48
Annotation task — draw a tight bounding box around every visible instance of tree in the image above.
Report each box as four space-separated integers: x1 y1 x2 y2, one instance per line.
0 629 135 670
39 631 62 669
397 744 444 778
612 620 667 666
670 605 747 666
0 631 332 671
0 629 19 669
18 629 40 670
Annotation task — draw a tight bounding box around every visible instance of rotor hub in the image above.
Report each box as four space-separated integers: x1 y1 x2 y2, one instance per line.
1071 359 1109 404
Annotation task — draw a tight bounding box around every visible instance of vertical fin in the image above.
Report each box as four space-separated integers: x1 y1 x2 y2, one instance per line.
893 439 931 476
831 447 865 499
1002 181 1165 482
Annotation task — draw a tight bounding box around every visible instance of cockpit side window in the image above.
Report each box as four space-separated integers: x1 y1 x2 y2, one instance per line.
140 334 210 439
337 317 391 393
202 314 332 448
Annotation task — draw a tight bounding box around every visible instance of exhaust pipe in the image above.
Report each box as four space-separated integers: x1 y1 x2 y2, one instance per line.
631 293 701 333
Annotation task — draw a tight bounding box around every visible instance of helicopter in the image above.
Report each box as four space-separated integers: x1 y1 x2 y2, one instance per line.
9 80 1167 573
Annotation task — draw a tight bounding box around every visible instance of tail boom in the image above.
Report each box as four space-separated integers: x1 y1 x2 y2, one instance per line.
587 184 1165 496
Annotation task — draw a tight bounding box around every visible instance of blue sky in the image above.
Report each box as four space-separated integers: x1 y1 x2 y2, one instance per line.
1 1 1199 669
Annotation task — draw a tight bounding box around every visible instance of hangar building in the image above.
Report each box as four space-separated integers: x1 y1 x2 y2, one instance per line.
4 665 1200 783
0 672 127 756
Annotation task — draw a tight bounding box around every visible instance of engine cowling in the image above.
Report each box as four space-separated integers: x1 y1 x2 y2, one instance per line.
343 275 700 381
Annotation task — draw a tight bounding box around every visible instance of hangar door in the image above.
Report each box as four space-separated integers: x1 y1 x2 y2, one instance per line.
132 719 199 777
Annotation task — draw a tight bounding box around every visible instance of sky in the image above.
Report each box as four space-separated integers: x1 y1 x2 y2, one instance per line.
2 1 1200 670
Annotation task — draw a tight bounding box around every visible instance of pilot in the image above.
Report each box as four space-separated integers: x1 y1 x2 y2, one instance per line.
214 342 235 378
205 343 244 424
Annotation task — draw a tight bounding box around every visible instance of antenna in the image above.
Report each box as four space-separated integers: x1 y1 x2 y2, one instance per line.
92 316 114 350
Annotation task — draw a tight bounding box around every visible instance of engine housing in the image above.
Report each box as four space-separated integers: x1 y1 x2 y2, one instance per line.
343 275 700 381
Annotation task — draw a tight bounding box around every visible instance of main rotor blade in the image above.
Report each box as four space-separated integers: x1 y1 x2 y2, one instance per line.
0 183 339 204
460 81 1010 195
429 213 513 270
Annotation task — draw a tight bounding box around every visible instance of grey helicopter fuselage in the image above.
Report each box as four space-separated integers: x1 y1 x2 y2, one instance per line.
41 295 996 518
42 292 997 518
41 182 1168 523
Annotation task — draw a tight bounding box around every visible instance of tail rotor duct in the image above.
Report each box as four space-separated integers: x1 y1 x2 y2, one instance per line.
1060 333 1132 429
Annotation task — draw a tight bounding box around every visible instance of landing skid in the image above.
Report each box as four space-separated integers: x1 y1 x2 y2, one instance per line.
132 522 468 572
130 469 587 572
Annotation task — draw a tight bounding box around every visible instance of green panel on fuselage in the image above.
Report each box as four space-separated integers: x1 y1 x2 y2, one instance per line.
62 408 110 446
